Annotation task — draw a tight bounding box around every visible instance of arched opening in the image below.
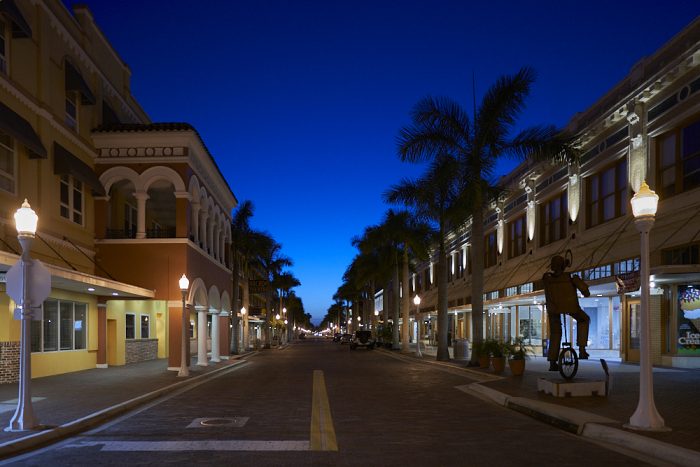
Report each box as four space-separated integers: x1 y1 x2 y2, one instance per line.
106 179 137 238
146 179 176 238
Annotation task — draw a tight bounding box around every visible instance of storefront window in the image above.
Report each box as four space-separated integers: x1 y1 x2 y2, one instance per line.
612 297 621 350
580 297 609 349
677 285 700 355
518 305 542 346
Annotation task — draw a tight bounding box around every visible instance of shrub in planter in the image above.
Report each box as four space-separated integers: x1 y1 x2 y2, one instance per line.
506 337 534 376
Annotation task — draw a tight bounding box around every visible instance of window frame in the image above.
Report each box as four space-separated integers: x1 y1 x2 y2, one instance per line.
140 314 150 339
484 230 497 269
65 91 78 131
0 20 7 74
508 215 526 259
31 299 88 353
586 158 628 228
657 117 700 197
125 313 136 340
60 174 84 225
0 130 16 194
539 190 568 246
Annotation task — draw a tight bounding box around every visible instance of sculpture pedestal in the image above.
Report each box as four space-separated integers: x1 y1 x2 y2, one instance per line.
538 377 606 398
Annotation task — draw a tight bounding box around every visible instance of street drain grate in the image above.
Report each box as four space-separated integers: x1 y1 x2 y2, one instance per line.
187 417 249 428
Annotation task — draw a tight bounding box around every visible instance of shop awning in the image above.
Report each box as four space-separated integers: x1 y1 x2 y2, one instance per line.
0 0 32 39
0 101 46 158
53 143 105 196
65 61 95 105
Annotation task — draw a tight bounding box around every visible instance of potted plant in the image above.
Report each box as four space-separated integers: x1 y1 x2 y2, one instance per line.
472 340 490 369
487 339 507 374
506 337 533 376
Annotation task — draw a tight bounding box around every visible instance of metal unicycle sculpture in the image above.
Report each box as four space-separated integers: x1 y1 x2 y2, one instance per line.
558 313 578 380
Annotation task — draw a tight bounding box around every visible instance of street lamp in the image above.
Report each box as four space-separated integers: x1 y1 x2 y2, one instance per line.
240 306 247 351
414 295 422 357
178 274 190 377
627 181 666 431
7 200 39 431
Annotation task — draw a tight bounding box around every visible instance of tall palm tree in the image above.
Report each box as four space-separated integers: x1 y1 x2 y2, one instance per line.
273 271 301 341
250 231 292 348
397 67 563 364
230 200 254 353
354 210 418 349
385 156 467 360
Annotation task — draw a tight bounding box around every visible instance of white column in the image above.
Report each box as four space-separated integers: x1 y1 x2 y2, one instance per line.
210 310 221 363
134 192 149 239
199 213 208 251
191 202 200 243
196 306 208 366
207 218 214 255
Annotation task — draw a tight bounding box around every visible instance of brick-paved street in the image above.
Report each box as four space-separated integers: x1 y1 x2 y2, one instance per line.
1 340 656 466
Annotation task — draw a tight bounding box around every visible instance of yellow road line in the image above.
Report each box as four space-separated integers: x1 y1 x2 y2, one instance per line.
310 370 338 451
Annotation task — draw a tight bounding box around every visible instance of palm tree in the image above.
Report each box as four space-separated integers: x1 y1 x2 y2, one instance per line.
353 210 417 349
250 231 292 348
273 271 301 341
230 200 254 353
397 67 564 364
385 156 467 360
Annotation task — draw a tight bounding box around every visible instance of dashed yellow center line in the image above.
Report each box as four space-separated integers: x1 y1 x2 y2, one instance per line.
310 370 338 451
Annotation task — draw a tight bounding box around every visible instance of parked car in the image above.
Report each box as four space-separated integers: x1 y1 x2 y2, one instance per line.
350 330 375 350
339 333 352 344
333 333 341 342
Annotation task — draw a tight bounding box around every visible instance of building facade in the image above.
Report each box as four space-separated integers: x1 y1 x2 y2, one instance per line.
0 1 236 382
394 18 700 368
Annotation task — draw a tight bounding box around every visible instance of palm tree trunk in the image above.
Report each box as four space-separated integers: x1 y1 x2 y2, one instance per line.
264 295 272 349
230 254 241 353
470 196 485 365
436 229 450 361
401 248 410 352
392 262 400 350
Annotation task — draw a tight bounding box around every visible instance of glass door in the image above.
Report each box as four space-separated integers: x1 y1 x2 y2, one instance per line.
626 300 641 362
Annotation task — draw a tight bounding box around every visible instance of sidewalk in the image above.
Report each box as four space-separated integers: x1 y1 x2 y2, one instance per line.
0 355 251 458
413 343 700 465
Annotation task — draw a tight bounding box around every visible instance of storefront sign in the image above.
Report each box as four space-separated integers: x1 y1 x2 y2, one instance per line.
615 271 640 294
678 285 700 354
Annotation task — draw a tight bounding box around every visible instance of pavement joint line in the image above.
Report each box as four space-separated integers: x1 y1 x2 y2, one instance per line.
459 380 700 466
0 355 255 460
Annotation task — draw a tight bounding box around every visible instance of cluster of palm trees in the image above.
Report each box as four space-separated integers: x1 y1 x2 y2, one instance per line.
230 200 311 351
326 67 575 362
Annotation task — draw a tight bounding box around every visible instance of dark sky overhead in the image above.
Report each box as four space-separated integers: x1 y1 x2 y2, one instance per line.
68 0 700 325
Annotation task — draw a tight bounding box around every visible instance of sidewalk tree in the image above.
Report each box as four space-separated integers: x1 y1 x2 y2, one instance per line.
397 67 564 364
230 200 254 353
385 156 466 361
249 231 292 348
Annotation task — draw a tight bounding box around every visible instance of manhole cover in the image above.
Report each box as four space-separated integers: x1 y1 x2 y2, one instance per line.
187 417 249 428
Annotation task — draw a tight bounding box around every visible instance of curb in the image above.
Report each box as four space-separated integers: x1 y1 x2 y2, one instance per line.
460 382 700 466
0 356 253 460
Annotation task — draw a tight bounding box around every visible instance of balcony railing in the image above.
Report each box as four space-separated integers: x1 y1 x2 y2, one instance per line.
105 228 136 239
104 227 175 239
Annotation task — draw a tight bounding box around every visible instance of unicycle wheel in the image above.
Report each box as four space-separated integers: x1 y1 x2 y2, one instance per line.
558 347 578 380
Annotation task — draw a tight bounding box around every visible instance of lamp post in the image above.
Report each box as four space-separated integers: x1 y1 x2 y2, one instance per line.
241 307 247 351
178 274 190 377
7 200 39 431
414 295 422 357
282 307 287 343
627 181 666 431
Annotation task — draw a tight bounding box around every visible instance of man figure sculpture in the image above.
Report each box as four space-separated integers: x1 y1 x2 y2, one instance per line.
542 254 591 371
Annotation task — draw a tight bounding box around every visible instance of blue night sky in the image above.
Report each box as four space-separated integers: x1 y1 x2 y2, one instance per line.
72 1 699 325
